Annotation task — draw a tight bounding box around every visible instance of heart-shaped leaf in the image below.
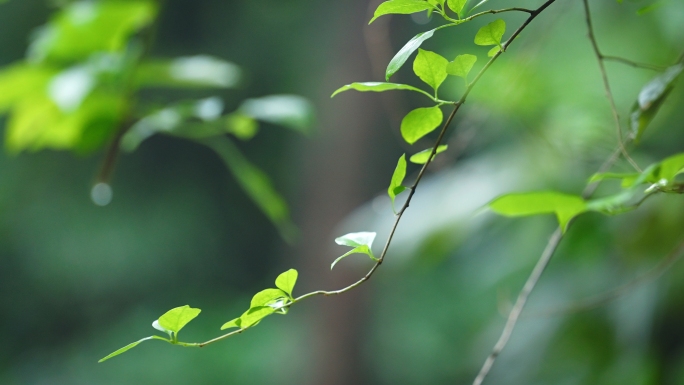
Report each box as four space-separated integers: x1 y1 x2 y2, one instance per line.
400 106 443 144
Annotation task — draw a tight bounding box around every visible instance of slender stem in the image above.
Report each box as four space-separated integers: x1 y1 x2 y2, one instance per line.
531 236 684 317
601 55 666 72
197 0 559 348
462 7 534 22
473 228 563 385
582 0 642 173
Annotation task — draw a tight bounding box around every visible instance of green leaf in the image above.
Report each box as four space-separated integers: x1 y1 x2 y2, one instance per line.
220 318 241 330
400 106 443 145
6 90 125 153
487 46 501 57
488 191 587 232
413 49 449 92
239 95 314 134
275 269 298 297
202 137 296 242
630 64 683 142
251 288 289 308
331 232 377 269
157 305 201 334
388 154 408 212
98 336 167 363
446 54 477 80
0 65 55 112
240 306 275 328
386 29 436 81
474 19 506 47
134 56 241 89
470 0 491 12
29 1 158 63
409 145 448 164
370 0 434 24
655 153 684 183
331 82 433 100
447 0 467 14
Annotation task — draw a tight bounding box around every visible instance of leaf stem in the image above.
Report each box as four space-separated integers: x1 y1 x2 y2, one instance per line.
601 55 667 72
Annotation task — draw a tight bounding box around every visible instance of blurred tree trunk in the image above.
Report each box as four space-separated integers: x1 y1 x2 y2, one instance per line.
292 0 390 383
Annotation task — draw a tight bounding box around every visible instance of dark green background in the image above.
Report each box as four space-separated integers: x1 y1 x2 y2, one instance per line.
1 0 683 384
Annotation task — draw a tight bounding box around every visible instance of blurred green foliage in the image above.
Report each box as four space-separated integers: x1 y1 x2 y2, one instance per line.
1 0 684 384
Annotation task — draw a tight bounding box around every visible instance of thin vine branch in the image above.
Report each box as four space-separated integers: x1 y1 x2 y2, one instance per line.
190 0 559 348
531 236 684 318
601 55 667 72
582 0 642 173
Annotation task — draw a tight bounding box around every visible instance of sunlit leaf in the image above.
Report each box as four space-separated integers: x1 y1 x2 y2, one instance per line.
0 65 55 112
239 95 314 134
331 82 433 100
588 172 640 188
157 305 201 334
400 106 443 145
630 64 683 142
29 1 158 63
388 154 407 213
98 336 167 363
275 269 298 297
409 145 448 164
240 306 275 328
370 0 434 24
202 137 296 242
447 0 467 14
6 91 125 153
386 29 436 81
446 54 477 81
488 191 587 232
413 49 449 92
220 318 241 330
250 288 288 309
134 56 241 89
474 19 506 47
331 232 377 269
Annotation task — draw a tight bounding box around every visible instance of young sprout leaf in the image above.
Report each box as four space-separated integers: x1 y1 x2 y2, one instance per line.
400 106 443 145
655 153 684 184
386 29 436 81
152 320 172 337
331 232 377 269
158 305 201 334
488 191 587 232
487 46 500 57
446 54 477 81
98 336 167 363
447 0 467 14
370 0 434 24
630 64 682 142
331 82 433 100
413 49 449 93
474 19 506 47
409 145 448 164
240 306 275 328
275 269 298 297
220 318 241 330
388 154 407 213
251 288 288 308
